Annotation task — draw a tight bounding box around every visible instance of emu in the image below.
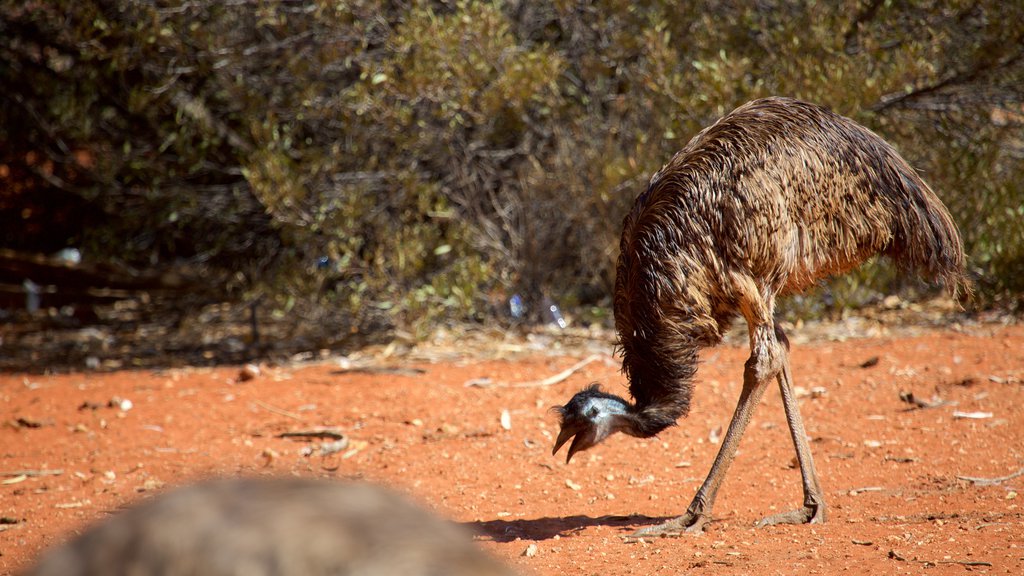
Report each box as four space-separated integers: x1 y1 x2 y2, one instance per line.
23 478 514 576
553 97 966 536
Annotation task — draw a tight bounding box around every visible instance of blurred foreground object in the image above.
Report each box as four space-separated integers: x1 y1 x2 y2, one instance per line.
24 478 514 576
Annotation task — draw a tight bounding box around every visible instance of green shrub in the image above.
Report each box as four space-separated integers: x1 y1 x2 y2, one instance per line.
3 0 1021 339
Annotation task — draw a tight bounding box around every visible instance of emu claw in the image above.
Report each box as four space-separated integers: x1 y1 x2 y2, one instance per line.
756 502 827 527
624 513 710 540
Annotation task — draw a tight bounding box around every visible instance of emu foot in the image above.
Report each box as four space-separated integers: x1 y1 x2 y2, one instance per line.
626 512 710 539
756 502 827 527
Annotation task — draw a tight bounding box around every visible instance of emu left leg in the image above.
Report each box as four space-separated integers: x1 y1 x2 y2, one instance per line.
757 324 827 526
631 353 772 537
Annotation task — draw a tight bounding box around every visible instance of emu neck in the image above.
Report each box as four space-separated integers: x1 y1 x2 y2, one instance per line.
614 177 720 440
617 332 700 438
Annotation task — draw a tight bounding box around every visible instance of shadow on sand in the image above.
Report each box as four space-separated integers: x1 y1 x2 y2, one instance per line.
464 514 670 542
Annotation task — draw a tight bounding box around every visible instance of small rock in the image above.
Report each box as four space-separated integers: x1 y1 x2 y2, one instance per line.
888 549 907 562
523 544 538 557
500 409 512 430
859 356 880 368
136 478 164 492
260 448 279 466
565 479 581 491
318 438 349 457
238 363 260 382
15 417 45 428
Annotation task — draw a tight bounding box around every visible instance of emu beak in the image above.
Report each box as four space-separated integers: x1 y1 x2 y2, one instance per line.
553 427 573 456
552 427 584 464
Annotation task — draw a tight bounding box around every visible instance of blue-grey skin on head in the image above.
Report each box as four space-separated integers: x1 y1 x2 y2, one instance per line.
552 384 635 463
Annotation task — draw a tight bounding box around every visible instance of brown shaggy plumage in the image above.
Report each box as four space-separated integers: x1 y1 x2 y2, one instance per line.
614 96 966 432
23 478 515 576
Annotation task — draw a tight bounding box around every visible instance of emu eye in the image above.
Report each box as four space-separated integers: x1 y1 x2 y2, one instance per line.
585 407 599 418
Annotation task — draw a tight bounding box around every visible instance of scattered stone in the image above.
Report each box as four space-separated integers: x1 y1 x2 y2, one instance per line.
859 356 880 368
318 438 350 457
709 426 722 444
238 363 261 382
15 417 46 429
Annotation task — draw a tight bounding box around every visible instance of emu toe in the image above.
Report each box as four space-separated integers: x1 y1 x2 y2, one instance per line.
756 501 827 527
627 512 711 539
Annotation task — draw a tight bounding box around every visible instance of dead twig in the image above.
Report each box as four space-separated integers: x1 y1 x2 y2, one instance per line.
848 486 884 495
466 355 607 388
331 367 425 377
957 466 1024 486
951 410 993 419
1 469 63 477
277 428 347 441
252 400 302 420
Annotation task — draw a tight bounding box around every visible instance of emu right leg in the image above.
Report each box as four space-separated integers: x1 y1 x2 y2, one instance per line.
631 356 771 537
757 350 827 526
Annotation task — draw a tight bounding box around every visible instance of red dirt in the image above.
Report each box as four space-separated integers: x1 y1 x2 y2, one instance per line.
2 320 1023 575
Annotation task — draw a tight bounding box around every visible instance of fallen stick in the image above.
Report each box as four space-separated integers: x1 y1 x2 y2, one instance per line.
467 355 607 388
331 367 426 377
1 469 63 477
956 466 1024 486
252 400 303 421
277 428 347 441
848 486 884 496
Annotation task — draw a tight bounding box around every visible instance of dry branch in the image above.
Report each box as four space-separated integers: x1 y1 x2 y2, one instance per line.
466 355 608 388
1 469 63 477
956 467 1024 486
252 400 302 420
277 428 347 441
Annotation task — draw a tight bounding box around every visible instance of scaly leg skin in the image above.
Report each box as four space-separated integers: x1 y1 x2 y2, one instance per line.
757 338 828 527
628 509 710 539
628 355 772 538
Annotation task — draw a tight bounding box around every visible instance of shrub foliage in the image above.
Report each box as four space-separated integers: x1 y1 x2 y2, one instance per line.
3 0 1022 335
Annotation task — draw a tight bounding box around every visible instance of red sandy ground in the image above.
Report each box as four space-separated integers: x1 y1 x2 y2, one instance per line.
2 319 1023 575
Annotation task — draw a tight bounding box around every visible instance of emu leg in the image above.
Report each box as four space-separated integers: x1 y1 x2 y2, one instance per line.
757 350 828 526
632 356 771 537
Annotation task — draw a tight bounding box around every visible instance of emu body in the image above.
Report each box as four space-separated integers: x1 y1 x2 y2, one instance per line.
23 478 514 576
553 97 966 536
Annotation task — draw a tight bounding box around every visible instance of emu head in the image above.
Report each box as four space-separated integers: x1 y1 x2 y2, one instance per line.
552 384 634 463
